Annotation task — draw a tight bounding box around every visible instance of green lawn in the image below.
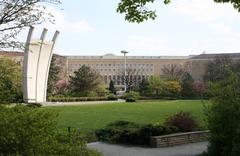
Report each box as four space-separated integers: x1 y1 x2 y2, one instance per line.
45 100 210 133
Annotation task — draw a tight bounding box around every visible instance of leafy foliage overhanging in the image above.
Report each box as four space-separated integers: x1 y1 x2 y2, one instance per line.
0 0 60 49
117 0 240 23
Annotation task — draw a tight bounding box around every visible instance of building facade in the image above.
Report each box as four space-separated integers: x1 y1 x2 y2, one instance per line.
2 51 240 86
67 53 189 86
188 53 240 81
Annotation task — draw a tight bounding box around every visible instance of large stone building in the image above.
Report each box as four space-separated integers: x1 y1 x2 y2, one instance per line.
1 51 240 86
189 53 240 81
67 53 190 86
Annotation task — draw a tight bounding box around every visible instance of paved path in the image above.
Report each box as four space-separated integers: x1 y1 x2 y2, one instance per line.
87 142 208 156
42 99 125 107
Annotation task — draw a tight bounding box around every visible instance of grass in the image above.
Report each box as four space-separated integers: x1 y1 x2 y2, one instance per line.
44 100 210 133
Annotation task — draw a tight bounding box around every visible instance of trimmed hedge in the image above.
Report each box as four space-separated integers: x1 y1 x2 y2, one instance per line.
138 96 178 100
48 96 118 102
95 120 178 145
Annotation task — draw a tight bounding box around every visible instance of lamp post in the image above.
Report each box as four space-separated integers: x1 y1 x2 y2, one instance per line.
121 50 128 92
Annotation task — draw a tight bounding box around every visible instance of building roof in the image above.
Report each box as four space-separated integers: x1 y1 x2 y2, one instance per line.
190 53 240 60
0 51 24 56
0 51 66 58
2 51 240 61
66 54 190 60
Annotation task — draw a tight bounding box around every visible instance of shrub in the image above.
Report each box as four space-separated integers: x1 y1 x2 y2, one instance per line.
124 91 140 102
48 96 118 102
126 98 136 102
150 123 179 136
0 105 101 156
162 81 182 97
164 111 199 132
95 121 143 144
95 120 179 145
27 103 42 108
0 105 57 155
205 73 240 156
54 132 100 156
107 94 118 100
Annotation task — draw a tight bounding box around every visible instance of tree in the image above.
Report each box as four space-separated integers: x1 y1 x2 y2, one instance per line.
54 79 68 95
0 0 60 48
206 72 240 156
119 67 142 91
148 75 165 96
0 57 22 103
181 72 195 98
139 78 149 96
109 80 116 94
163 81 181 97
204 56 234 82
47 55 61 96
161 64 184 81
117 0 240 23
69 65 102 96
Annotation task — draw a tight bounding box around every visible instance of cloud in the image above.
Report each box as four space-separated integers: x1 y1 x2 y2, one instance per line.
44 6 95 33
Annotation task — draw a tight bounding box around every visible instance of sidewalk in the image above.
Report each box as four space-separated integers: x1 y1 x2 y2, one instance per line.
42 99 125 107
87 142 208 156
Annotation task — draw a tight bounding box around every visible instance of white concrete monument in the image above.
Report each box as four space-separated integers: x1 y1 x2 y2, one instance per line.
23 26 59 103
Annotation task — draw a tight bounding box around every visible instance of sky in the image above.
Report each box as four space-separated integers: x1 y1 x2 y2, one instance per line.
18 0 240 56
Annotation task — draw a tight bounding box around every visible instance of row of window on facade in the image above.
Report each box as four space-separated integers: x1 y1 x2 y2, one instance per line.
69 63 183 71
69 68 153 73
101 75 151 85
70 63 154 68
68 65 154 73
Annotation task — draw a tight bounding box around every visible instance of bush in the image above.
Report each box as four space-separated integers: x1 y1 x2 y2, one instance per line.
27 103 42 108
95 121 143 144
164 111 199 132
107 94 118 100
0 105 101 156
162 81 182 98
150 123 179 136
54 132 100 156
205 73 240 156
126 98 136 102
123 91 140 102
95 120 179 145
